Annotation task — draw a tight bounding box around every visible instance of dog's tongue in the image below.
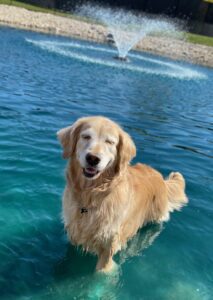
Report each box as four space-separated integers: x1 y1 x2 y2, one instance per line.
85 167 96 174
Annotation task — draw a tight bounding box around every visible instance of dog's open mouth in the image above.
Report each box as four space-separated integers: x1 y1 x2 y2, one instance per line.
83 167 99 178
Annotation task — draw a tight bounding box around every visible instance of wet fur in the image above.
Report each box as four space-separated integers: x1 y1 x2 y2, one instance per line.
57 116 188 272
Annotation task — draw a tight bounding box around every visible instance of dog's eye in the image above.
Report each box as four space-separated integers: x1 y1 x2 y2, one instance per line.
82 135 91 140
105 139 115 145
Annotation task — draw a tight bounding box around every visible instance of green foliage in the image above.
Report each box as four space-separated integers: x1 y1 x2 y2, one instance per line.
0 0 93 22
186 32 213 47
0 0 66 14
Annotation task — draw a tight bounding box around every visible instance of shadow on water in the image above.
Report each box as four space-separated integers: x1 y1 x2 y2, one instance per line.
0 218 163 300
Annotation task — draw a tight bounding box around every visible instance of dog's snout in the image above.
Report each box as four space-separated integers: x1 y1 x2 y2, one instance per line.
86 153 100 166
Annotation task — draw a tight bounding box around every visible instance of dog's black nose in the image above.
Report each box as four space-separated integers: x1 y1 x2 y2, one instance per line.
86 153 100 166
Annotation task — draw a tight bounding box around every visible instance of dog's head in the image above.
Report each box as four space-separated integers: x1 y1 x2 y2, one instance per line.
57 116 136 180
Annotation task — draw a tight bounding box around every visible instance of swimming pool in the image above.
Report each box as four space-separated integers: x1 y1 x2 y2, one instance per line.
0 26 212 300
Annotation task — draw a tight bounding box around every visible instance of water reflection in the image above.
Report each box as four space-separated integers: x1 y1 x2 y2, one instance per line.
53 223 163 299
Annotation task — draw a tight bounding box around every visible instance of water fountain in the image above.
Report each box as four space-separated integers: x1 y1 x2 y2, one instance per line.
26 5 206 80
77 5 182 61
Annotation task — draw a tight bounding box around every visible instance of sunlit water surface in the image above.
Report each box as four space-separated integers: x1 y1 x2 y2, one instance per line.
0 26 213 300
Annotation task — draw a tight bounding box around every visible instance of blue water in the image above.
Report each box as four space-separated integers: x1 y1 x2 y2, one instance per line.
0 26 213 300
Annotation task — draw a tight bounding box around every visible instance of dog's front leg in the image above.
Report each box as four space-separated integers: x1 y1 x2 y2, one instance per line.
96 235 120 272
96 248 114 272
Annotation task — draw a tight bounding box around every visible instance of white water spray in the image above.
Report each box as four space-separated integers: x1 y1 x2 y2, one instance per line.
77 5 183 59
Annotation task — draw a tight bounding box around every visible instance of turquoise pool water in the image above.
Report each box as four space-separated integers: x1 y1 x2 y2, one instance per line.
0 26 212 300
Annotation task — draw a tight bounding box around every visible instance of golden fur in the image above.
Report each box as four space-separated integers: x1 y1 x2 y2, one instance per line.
57 116 188 272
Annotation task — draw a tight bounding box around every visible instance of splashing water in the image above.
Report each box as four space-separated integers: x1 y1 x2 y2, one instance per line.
26 38 206 80
77 5 183 59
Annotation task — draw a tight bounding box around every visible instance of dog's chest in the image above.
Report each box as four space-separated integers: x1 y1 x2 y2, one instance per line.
64 191 121 248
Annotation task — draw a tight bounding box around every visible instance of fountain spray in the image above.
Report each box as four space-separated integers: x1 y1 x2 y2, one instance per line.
77 4 182 61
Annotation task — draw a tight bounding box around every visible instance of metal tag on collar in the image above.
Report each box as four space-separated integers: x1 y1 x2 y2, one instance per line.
81 207 88 214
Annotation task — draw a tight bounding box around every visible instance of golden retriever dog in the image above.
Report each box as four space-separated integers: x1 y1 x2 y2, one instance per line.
57 116 188 272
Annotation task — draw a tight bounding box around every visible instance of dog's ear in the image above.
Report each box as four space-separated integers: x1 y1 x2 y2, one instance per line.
57 125 73 159
116 128 136 173
57 119 84 159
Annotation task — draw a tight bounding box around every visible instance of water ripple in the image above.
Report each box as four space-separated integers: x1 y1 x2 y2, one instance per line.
26 38 207 80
